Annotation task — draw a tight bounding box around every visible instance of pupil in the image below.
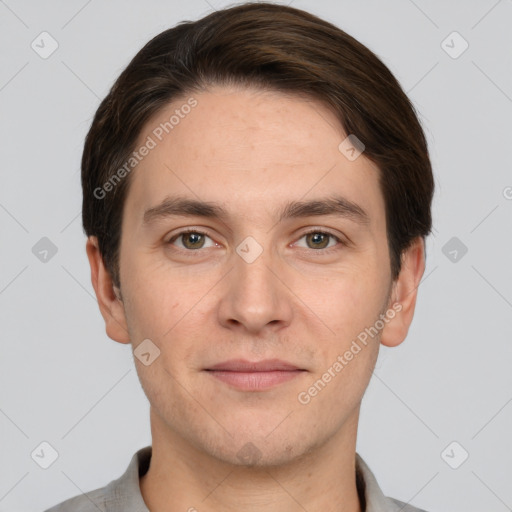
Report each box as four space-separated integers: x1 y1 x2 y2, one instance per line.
308 232 328 249
186 233 203 248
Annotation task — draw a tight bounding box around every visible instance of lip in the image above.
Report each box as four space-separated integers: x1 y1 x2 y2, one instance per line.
205 359 306 391
207 358 302 372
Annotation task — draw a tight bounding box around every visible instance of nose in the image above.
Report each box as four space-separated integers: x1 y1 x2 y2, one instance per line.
216 244 294 335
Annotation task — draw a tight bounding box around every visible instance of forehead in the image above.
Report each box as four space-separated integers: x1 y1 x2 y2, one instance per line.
123 86 385 228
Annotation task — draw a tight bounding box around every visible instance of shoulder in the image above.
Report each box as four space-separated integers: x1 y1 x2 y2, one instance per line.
43 485 108 511
43 446 152 512
355 452 432 512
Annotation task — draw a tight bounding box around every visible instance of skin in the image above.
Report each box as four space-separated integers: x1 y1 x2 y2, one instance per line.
86 85 425 512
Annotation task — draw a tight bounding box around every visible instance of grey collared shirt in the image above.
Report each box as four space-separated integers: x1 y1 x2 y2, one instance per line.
44 446 428 512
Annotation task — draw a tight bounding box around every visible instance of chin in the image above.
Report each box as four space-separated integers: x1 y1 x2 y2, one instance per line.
195 424 316 469
213 440 304 468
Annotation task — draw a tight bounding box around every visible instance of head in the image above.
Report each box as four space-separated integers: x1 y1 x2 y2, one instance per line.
84 2 433 466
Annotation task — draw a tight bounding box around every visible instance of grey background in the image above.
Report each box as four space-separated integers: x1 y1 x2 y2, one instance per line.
1 1 511 511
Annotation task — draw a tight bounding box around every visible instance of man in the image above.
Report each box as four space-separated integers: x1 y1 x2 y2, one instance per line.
46 2 434 511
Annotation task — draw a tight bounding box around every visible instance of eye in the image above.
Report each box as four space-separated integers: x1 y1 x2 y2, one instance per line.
167 230 217 250
294 229 343 251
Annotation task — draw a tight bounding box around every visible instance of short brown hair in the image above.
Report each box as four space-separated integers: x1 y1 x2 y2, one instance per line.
82 1 434 290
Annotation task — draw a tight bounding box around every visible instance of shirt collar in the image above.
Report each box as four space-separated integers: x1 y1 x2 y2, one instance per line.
109 445 405 512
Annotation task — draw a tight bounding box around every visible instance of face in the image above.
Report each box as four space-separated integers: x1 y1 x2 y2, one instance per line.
111 86 400 466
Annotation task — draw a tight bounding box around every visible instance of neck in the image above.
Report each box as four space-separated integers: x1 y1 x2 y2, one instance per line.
140 408 363 512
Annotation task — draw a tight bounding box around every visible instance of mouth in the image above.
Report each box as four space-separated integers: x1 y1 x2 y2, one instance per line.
204 359 306 391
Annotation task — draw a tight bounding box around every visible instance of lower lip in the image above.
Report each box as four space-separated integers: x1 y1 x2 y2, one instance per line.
206 370 304 391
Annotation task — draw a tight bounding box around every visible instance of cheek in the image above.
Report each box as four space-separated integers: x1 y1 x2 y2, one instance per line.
120 250 180 322
120 262 206 369
320 269 388 343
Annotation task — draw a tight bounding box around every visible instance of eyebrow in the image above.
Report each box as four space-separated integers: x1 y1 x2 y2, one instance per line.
142 194 371 227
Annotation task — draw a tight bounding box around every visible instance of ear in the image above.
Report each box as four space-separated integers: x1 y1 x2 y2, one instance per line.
380 236 426 348
85 236 131 344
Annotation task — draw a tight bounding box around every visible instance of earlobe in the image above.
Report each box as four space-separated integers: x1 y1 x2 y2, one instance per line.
380 237 426 348
85 236 131 344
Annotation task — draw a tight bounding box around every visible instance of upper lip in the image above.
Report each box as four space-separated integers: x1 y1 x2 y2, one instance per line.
206 359 303 372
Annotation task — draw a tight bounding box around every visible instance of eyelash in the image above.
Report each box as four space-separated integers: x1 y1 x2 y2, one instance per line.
166 228 345 255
